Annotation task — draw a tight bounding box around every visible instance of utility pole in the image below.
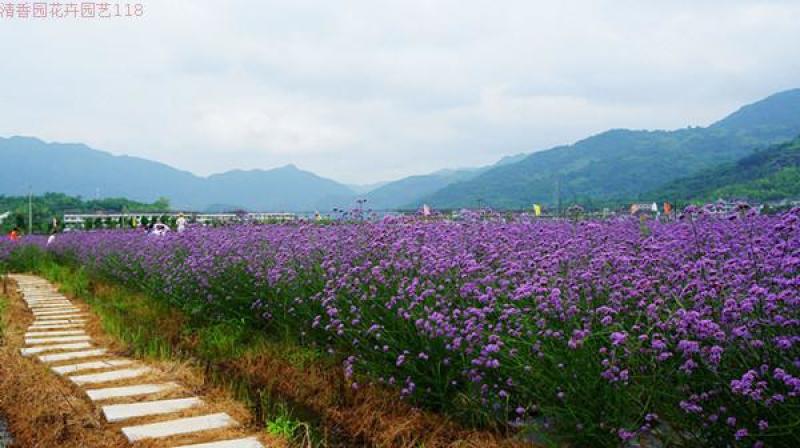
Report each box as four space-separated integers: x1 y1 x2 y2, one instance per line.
28 185 33 234
556 175 562 218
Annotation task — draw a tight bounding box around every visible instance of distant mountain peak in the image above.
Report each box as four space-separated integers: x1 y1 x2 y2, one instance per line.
3 87 799 212
712 88 800 132
5 135 44 143
0 138 354 212
420 87 800 209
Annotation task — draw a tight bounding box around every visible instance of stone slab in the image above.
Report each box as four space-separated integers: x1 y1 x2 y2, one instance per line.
30 305 75 310
121 413 236 442
26 330 86 338
28 302 73 308
30 320 84 325
33 314 86 321
69 367 152 386
39 349 108 363
33 309 82 313
32 312 80 316
21 342 93 356
30 302 77 306
32 311 82 318
52 359 135 375
32 308 81 315
102 397 203 422
32 318 86 324
25 335 91 345
174 437 265 448
28 323 85 330
85 382 179 401
30 304 74 310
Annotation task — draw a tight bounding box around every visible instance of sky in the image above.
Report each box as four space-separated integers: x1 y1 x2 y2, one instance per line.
1 0 799 185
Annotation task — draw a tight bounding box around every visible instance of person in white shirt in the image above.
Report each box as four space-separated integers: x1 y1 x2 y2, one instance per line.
176 214 187 233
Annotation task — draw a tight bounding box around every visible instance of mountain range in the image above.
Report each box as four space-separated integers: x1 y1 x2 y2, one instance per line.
419 89 800 209
1 88 799 211
648 135 800 203
0 138 354 211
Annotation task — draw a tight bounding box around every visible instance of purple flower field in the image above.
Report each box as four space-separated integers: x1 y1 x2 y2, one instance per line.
2 208 799 446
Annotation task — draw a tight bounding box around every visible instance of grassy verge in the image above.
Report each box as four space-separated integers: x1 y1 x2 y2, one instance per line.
0 277 130 447
31 256 527 448
34 261 329 446
0 280 6 342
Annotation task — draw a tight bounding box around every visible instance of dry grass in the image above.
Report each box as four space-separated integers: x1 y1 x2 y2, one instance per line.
33 272 536 448
230 351 530 448
0 276 283 448
0 278 128 447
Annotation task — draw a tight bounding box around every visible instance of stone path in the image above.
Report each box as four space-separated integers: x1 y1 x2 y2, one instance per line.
0 415 12 447
11 275 267 448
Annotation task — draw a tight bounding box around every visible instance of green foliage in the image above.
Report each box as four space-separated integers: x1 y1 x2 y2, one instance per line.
0 192 170 234
6 244 48 272
649 136 800 202
196 321 251 361
421 89 800 209
259 396 315 445
14 256 328 446
265 405 303 440
713 166 800 201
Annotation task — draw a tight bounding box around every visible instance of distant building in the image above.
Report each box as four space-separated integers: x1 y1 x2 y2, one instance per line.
630 202 658 217
706 200 761 216
63 211 297 229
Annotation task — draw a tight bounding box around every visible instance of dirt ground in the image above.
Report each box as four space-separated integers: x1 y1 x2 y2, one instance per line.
0 276 283 448
2 273 535 448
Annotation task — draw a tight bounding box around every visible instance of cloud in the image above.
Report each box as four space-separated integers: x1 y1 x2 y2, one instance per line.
0 0 798 183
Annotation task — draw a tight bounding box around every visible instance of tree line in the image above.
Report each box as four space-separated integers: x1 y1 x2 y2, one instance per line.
0 192 170 234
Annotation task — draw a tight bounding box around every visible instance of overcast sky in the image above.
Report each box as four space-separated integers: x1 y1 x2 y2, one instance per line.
1 0 799 184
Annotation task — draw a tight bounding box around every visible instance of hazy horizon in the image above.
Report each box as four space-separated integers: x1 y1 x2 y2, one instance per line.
1 0 799 184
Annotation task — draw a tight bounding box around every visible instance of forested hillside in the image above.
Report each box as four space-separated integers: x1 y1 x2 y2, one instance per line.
421 89 800 209
649 136 800 202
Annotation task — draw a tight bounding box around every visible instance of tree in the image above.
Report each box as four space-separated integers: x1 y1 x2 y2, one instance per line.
0 193 170 233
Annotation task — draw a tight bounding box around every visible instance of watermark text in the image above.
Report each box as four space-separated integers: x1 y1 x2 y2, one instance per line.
0 2 144 19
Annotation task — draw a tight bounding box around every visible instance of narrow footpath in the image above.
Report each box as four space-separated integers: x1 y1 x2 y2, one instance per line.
9 274 269 448
0 415 11 447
